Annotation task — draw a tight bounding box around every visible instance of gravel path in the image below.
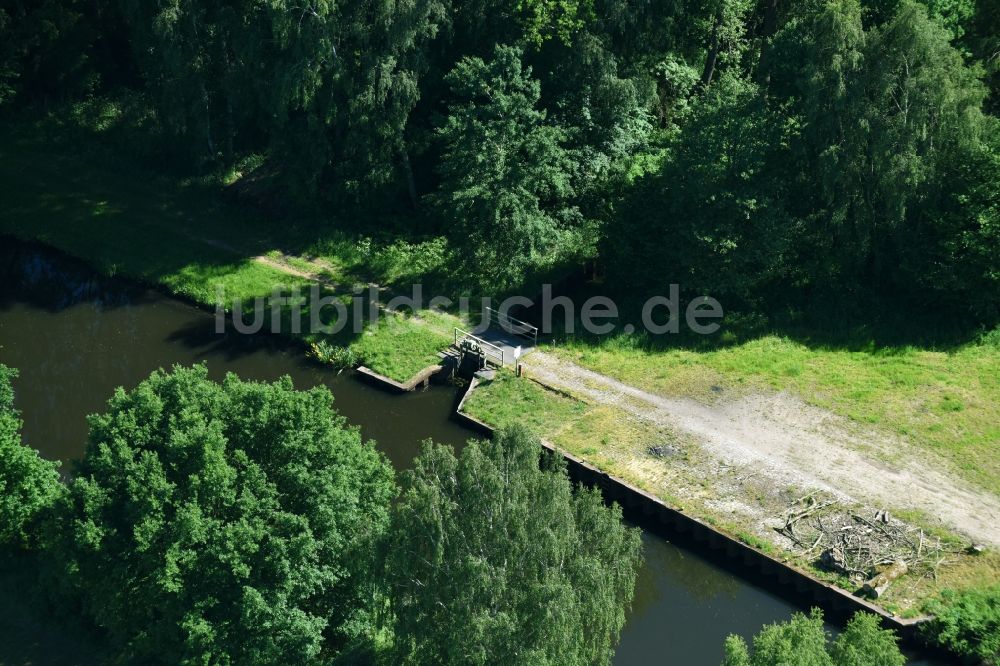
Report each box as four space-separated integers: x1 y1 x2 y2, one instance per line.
526 350 1000 546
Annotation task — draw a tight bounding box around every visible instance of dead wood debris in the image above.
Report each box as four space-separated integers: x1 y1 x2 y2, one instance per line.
774 495 959 597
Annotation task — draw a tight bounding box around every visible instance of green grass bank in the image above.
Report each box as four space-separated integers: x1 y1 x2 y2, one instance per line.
0 122 455 382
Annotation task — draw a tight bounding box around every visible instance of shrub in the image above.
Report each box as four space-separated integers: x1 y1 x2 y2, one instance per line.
923 585 1000 664
310 340 366 371
723 609 904 666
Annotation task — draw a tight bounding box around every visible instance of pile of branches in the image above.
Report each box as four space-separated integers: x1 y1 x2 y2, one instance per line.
774 494 958 595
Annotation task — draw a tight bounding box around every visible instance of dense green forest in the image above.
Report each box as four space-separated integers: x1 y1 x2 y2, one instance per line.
2 0 997 333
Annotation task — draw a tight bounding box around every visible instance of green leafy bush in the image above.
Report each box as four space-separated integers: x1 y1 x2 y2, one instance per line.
0 365 62 551
923 585 1000 664
981 326 1000 349
310 340 367 371
367 237 449 286
722 609 904 666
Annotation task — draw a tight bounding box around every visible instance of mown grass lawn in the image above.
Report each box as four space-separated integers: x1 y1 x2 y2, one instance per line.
465 375 694 506
463 366 1000 615
462 371 587 436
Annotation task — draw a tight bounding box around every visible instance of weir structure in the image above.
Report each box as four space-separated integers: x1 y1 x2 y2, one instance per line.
358 303 541 389
452 307 539 369
454 328 506 368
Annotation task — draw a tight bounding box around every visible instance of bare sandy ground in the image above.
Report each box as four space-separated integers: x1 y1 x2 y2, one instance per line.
526 351 1000 547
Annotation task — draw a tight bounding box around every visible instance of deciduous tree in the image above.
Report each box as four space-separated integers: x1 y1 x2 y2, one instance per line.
0 365 62 551
43 365 395 665
722 609 904 666
382 424 642 665
434 45 578 289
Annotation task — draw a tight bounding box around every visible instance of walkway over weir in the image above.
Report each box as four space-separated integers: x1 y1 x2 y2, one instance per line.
453 307 538 368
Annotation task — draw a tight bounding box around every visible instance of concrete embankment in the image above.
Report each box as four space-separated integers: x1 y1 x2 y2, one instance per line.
453 376 929 639
355 363 448 393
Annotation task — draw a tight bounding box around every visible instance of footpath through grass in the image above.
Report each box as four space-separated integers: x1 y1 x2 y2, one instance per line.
0 123 454 382
548 334 1000 496
462 369 1000 616
0 128 309 305
6 115 998 490
5 112 1000 623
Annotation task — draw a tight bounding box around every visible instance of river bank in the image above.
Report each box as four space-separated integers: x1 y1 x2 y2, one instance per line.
3 119 996 640
0 122 456 385
462 361 1000 620
0 239 831 665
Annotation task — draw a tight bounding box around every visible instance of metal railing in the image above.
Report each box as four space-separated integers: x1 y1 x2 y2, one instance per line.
483 306 538 346
454 328 506 367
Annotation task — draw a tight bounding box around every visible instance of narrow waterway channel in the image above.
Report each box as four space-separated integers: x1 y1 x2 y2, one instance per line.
0 240 940 665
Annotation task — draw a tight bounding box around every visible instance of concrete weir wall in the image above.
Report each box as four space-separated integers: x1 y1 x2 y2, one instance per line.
355 363 446 393
453 377 929 639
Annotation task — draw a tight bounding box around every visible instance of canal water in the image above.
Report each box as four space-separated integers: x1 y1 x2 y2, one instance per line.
0 240 935 664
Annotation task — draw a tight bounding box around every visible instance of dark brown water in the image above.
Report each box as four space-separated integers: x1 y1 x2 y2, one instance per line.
0 259 467 472
0 240 938 665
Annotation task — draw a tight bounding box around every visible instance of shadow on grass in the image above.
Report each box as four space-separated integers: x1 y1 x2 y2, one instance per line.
0 117 444 291
0 118 467 372
0 237 384 373
519 269 999 356
0 118 388 357
10 113 992 359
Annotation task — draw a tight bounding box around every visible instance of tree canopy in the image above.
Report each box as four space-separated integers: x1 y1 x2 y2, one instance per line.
3 0 997 327
0 367 646 664
381 424 642 665
0 365 62 551
434 45 578 288
42 365 396 665
608 0 999 327
722 609 905 666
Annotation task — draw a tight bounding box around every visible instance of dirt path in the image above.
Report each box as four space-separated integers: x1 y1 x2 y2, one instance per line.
175 223 1000 546
195 234 344 286
525 350 1000 547
251 253 336 285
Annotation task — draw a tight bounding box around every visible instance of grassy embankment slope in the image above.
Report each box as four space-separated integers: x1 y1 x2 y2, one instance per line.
462 334 1000 614
0 125 455 382
552 335 1000 495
